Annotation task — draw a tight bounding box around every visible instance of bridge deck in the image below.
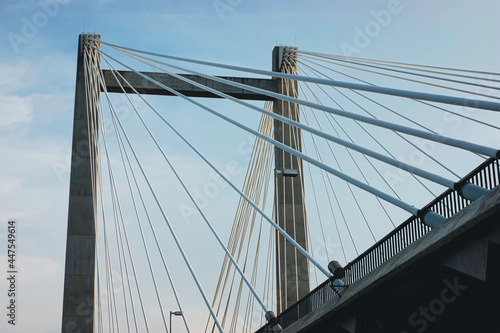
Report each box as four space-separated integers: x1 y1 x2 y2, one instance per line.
279 184 500 332
257 158 500 333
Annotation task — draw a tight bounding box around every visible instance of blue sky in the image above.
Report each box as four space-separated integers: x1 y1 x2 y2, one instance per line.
1 0 499 332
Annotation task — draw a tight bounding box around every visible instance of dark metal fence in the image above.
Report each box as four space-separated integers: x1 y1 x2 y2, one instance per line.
256 158 499 332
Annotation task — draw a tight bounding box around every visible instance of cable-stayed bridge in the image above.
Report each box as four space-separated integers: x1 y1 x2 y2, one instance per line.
62 34 500 333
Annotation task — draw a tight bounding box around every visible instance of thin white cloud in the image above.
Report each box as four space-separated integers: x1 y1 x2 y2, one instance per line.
0 137 70 185
0 62 38 94
0 177 23 194
0 54 75 96
0 53 74 128
0 95 33 126
0 255 63 333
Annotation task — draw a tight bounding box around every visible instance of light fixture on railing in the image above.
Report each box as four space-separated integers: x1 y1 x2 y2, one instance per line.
328 260 345 280
265 311 283 331
328 260 347 297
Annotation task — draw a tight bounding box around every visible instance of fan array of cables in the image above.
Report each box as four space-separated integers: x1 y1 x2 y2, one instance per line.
79 35 500 332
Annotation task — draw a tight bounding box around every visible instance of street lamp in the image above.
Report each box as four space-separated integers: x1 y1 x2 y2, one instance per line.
170 310 183 333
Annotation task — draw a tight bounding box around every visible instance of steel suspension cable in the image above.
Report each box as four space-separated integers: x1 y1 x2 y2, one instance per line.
296 63 441 199
86 37 500 111
104 60 276 331
297 63 409 198
87 44 333 277
241 171 270 333
87 57 120 333
282 57 353 260
280 58 313 301
123 68 271 315
298 76 401 226
111 102 191 333
109 46 500 159
92 58 135 332
321 54 500 84
299 56 500 133
90 88 150 332
94 48 447 230
294 50 500 77
86 76 150 332
284 59 378 242
298 58 488 175
230 141 273 333
261 228 273 326
105 47 488 205
83 53 107 333
298 53 500 98
224 120 274 333
90 57 225 332
90 51 173 332
284 59 359 264
104 59 193 333
101 96 171 333
299 55 498 165
291 62 439 226
311 58 496 166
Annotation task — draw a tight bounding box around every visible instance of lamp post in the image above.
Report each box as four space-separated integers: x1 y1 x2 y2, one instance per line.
169 311 183 333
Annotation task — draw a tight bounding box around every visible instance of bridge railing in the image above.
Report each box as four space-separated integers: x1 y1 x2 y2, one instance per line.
256 158 499 332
